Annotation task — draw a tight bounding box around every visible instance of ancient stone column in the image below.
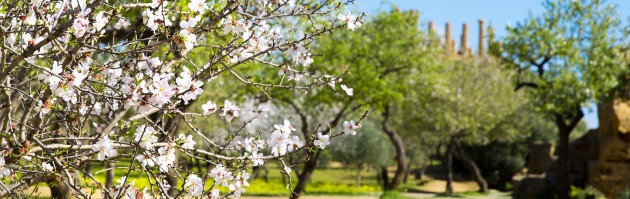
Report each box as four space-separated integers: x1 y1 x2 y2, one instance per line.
460 23 469 56
450 40 456 56
428 21 434 45
479 19 485 56
445 22 452 56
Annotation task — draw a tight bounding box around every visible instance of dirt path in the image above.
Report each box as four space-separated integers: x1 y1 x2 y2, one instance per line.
410 179 480 193
241 196 379 199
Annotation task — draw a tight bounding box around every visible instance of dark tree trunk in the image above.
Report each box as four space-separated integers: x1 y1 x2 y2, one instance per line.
555 122 571 199
453 148 488 193
85 164 92 175
356 164 363 187
167 151 179 196
252 166 262 179
251 166 269 182
290 150 321 199
376 169 382 185
380 167 390 190
403 158 413 183
381 106 407 191
47 175 71 199
264 167 269 183
287 99 354 199
445 141 455 195
553 108 583 199
163 104 190 197
415 165 426 180
105 161 114 189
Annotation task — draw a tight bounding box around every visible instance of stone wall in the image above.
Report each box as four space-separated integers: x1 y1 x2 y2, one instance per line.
589 98 630 198
513 97 630 198
512 142 556 199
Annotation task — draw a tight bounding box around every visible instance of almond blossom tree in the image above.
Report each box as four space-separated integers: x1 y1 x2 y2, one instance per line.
0 0 364 198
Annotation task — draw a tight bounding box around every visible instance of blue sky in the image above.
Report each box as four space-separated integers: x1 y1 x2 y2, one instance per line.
355 0 630 129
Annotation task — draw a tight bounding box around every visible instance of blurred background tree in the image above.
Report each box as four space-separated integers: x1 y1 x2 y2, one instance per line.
493 0 629 197
330 119 394 187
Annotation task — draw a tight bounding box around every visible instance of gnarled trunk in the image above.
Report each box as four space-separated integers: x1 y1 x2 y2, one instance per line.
380 167 390 190
403 158 413 183
556 127 570 199
163 104 190 197
47 175 71 199
105 162 115 189
553 108 583 199
453 148 488 193
381 106 407 191
290 150 320 199
445 141 454 195
288 100 354 199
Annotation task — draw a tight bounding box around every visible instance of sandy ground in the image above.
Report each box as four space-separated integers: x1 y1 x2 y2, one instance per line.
241 196 380 199
410 179 480 193
240 192 511 199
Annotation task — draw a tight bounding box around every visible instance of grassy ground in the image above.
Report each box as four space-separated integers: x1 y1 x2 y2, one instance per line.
28 161 509 198
227 165 383 196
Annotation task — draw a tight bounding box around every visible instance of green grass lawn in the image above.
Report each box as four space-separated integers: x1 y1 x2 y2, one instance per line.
243 166 382 196
29 161 385 198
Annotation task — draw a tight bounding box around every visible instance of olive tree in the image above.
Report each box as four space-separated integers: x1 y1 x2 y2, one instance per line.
413 57 522 194
303 9 438 192
330 119 394 187
493 0 628 197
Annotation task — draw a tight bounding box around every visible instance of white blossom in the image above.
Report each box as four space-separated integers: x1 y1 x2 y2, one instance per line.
142 9 160 31
338 12 362 31
22 33 34 46
221 100 239 122
0 158 10 177
114 18 131 30
135 154 155 168
250 152 264 166
134 125 158 149
156 144 176 173
287 136 303 152
42 162 54 172
184 174 204 196
202 101 218 115
177 134 196 149
94 12 109 32
209 164 233 187
178 29 197 51
38 61 63 89
340 84 353 96
72 9 92 38
313 133 330 149
210 189 220 199
91 135 117 160
179 16 199 30
343 120 362 135
188 0 209 14
24 11 37 26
